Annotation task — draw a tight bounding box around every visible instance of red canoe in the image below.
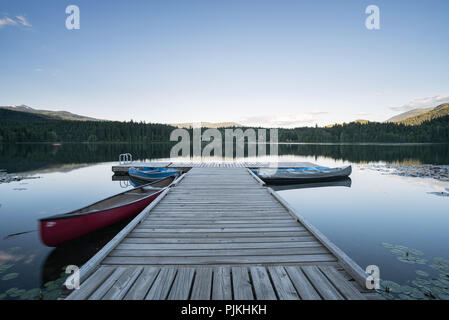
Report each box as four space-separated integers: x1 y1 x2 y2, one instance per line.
39 175 178 247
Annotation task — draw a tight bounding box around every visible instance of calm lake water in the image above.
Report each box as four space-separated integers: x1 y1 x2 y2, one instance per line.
0 143 448 300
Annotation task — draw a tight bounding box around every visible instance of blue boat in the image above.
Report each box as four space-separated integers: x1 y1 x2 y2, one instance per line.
128 167 181 182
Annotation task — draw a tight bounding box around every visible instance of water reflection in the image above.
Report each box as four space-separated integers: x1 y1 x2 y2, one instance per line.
1 143 449 174
270 178 352 191
40 219 131 298
0 143 448 300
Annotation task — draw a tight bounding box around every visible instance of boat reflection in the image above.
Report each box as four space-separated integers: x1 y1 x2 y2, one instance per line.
40 218 131 294
270 177 352 191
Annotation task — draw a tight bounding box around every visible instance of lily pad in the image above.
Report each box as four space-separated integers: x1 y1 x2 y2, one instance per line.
381 280 401 293
438 293 449 300
391 248 405 255
397 256 416 264
400 285 415 294
409 290 426 299
409 249 424 256
434 257 449 264
415 258 428 265
1 273 19 281
398 293 413 300
431 279 448 288
416 278 431 285
0 264 14 274
430 286 444 295
19 288 41 300
415 270 429 277
8 288 26 297
379 291 395 300
6 287 20 295
430 264 446 271
381 242 394 249
438 278 449 286
42 289 61 300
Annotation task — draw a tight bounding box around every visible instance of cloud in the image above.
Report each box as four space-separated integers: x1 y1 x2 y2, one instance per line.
390 94 449 112
16 15 32 27
240 111 328 128
0 14 31 28
355 112 371 117
34 68 44 72
375 90 395 96
308 111 328 115
0 16 18 28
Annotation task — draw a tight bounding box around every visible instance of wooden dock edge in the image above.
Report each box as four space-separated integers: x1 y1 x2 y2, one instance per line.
72 187 172 287
267 187 369 288
247 168 266 186
171 172 188 186
67 172 188 296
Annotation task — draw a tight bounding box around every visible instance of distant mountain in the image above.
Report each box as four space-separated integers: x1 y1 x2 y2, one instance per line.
386 103 449 125
386 107 434 123
170 121 243 128
0 108 55 121
0 105 101 121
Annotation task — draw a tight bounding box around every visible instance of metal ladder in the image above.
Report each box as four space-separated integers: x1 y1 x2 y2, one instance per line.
119 153 133 164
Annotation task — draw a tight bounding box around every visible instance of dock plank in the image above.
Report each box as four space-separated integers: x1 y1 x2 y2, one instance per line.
102 266 143 300
212 267 232 300
250 266 277 300
191 268 213 300
123 267 160 300
145 268 177 300
232 267 254 300
66 266 115 300
268 266 300 300
284 266 321 300
302 266 344 300
167 268 195 300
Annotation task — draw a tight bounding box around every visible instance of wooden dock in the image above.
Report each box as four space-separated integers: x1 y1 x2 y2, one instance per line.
67 165 379 300
111 161 324 174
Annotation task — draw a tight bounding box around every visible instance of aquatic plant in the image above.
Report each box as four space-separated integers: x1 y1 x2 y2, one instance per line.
1 272 19 281
0 264 14 274
378 243 449 300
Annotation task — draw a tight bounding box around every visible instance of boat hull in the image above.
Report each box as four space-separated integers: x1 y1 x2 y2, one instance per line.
129 167 180 181
256 165 352 185
39 190 162 247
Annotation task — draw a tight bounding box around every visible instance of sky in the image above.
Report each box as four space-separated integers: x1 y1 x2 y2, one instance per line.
1 0 449 127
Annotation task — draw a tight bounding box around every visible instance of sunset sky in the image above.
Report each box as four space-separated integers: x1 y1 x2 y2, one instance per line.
1 0 449 127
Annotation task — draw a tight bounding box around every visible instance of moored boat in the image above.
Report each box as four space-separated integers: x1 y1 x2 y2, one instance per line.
252 165 352 184
128 167 180 181
39 175 178 247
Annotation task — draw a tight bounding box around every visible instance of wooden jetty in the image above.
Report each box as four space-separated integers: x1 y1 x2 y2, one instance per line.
112 161 325 174
66 164 379 300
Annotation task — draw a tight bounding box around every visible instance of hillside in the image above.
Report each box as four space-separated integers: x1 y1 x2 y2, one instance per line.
386 104 449 125
386 107 434 123
0 109 56 121
0 109 175 143
395 104 449 125
0 105 101 121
